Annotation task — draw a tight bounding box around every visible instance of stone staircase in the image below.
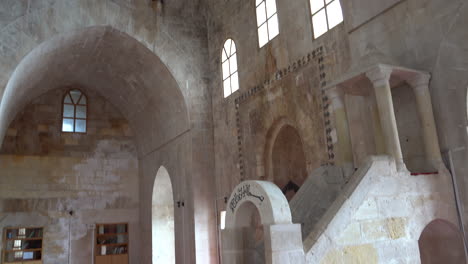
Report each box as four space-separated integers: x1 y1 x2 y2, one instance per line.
289 165 347 240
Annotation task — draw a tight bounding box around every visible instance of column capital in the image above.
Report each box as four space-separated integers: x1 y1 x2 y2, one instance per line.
366 65 393 87
407 73 431 89
326 85 345 100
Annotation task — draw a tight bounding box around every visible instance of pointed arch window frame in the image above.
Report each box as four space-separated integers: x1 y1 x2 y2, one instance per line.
62 89 88 133
222 39 240 98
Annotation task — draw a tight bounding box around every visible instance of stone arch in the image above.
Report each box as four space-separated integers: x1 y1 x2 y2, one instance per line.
223 181 304 264
225 180 291 229
0 0 207 102
264 117 298 181
0 26 189 154
418 219 466 264
152 166 175 264
263 117 308 199
0 26 204 262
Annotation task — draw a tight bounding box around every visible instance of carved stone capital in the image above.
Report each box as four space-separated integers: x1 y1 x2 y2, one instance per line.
326 85 346 109
326 85 345 100
366 64 393 87
407 73 431 90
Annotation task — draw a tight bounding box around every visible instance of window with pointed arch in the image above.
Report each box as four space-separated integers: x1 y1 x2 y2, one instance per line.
256 0 279 48
310 0 343 38
222 39 239 98
62 89 87 133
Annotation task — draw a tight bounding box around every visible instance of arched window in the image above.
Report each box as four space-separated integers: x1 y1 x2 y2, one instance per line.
152 166 175 263
310 0 343 38
256 0 280 48
62 89 87 133
222 39 239 98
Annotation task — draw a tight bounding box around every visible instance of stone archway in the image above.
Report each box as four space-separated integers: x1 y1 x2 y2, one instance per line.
264 118 308 200
152 166 175 264
418 219 466 263
222 180 304 264
0 26 213 263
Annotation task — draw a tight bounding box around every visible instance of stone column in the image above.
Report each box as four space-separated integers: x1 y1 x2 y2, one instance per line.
264 224 305 264
366 65 406 171
327 86 354 176
221 228 244 264
407 73 445 172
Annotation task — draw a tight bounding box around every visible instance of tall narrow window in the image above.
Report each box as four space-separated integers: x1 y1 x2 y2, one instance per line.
310 0 343 38
62 89 87 133
222 39 239 98
256 0 279 48
220 211 226 230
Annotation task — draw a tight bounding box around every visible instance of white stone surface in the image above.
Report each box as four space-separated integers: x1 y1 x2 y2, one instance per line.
304 156 458 263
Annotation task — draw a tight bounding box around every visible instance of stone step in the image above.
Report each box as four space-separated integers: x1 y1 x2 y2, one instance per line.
289 165 346 240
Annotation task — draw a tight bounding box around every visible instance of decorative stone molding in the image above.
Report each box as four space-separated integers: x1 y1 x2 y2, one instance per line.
233 46 325 181
365 64 393 87
317 48 335 165
234 46 324 106
225 180 291 228
222 180 305 264
406 73 431 89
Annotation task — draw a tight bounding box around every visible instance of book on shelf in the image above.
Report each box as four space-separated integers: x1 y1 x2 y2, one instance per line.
116 224 126 234
23 252 33 260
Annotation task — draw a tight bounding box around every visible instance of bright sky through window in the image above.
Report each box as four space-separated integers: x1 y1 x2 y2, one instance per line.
256 0 279 48
222 39 239 98
310 0 343 38
62 89 87 133
220 211 226 230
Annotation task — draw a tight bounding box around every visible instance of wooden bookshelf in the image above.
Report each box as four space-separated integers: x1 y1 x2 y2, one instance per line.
2 227 43 264
95 223 128 264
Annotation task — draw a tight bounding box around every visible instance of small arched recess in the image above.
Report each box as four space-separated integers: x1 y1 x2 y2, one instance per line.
264 118 308 200
418 219 466 263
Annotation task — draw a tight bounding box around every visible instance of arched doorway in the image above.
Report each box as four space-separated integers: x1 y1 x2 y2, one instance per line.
271 125 307 200
222 180 305 264
419 219 466 263
234 202 265 263
0 25 216 263
152 166 175 263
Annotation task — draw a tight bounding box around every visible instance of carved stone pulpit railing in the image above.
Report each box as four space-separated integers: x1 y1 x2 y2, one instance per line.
324 63 445 173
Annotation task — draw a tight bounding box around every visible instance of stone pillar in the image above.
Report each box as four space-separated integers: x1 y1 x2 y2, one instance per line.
407 73 445 172
264 224 305 264
327 86 354 176
366 65 406 171
221 228 244 264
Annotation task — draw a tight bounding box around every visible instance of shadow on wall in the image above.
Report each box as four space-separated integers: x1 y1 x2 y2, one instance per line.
419 219 466 264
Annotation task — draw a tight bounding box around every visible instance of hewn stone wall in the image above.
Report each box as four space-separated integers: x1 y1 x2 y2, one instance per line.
0 88 139 263
0 1 218 262
305 157 460 264
205 0 468 253
206 0 351 227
